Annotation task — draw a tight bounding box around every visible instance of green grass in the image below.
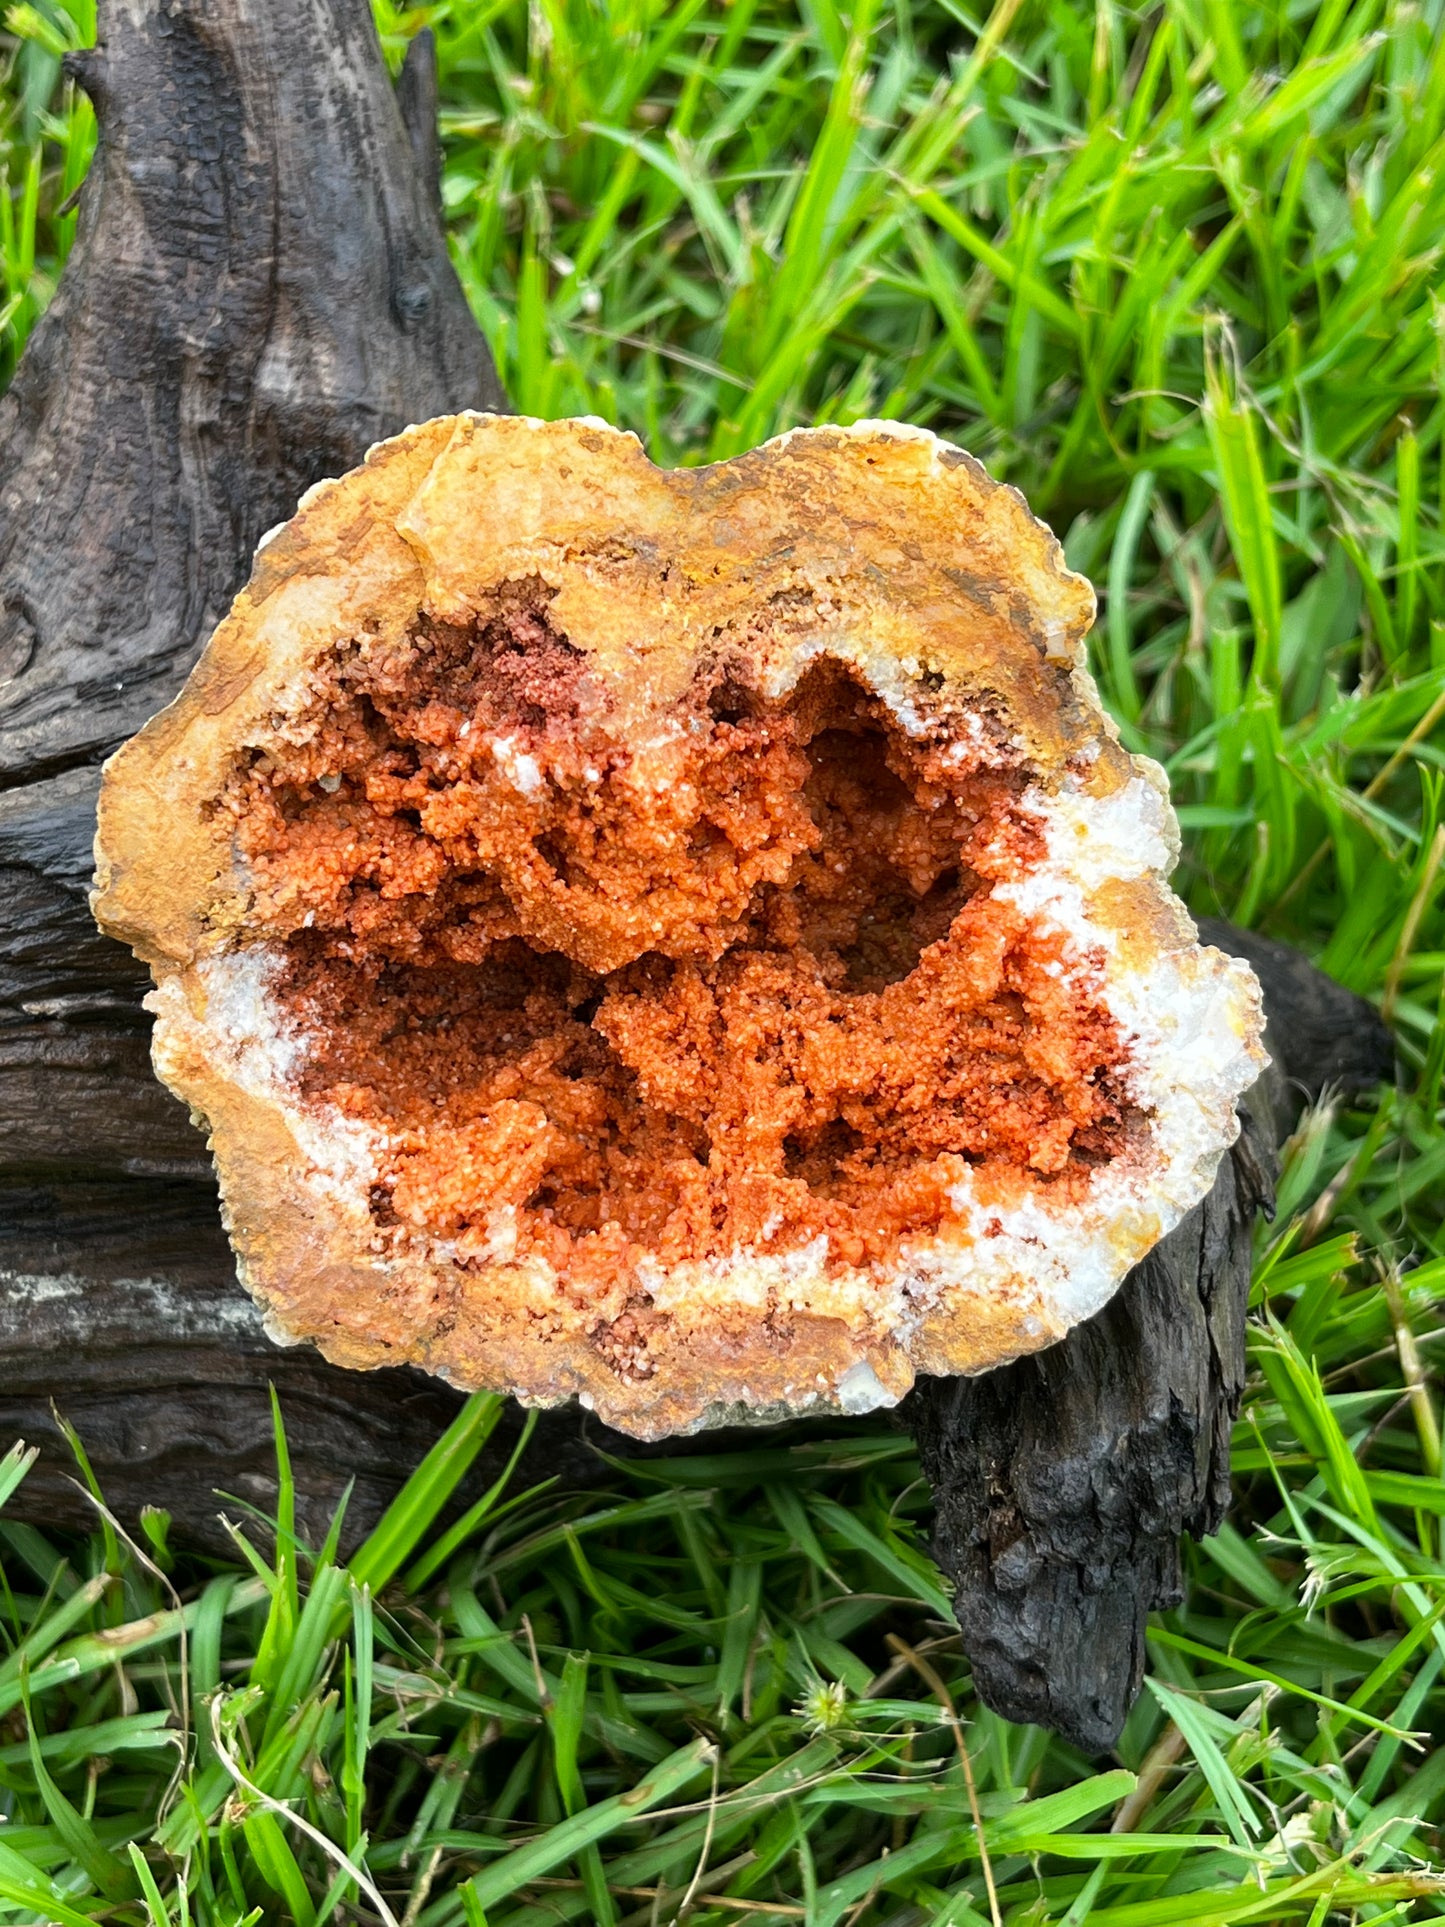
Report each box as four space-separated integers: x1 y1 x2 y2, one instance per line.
4 0 1445 1919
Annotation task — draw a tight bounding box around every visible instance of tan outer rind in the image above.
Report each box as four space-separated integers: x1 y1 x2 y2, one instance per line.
93 414 1266 1439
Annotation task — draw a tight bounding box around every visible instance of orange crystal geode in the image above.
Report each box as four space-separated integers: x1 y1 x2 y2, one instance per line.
92 415 1266 1437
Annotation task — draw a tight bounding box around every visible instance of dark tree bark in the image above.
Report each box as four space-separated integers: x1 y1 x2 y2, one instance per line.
0 0 1392 1752
906 1125 1271 1754
0 0 501 781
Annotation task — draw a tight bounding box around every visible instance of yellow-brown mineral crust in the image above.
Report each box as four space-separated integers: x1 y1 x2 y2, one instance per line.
92 415 1267 1437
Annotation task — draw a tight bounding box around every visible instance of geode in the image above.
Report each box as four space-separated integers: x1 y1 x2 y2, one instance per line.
92 415 1265 1437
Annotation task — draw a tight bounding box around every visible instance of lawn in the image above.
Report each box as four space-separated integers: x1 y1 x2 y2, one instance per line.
2 0 1445 1921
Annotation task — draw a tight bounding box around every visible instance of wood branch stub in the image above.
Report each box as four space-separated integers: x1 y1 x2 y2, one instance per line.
396 29 445 214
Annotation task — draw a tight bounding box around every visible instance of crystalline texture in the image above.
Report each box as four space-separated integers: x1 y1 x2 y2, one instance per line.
93 415 1266 1437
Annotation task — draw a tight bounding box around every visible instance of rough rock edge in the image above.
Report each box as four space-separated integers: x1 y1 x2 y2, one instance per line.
93 415 1267 1438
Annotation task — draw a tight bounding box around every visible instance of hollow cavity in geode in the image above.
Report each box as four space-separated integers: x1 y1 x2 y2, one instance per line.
224 590 1138 1315
92 414 1266 1437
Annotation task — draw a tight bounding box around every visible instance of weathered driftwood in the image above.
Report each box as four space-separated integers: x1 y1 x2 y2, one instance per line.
0 0 1391 1751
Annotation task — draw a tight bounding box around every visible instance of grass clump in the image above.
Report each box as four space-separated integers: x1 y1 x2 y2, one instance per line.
3 0 1445 1920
